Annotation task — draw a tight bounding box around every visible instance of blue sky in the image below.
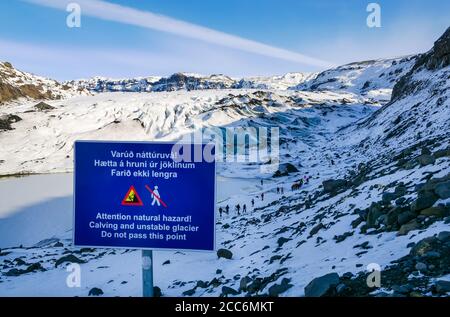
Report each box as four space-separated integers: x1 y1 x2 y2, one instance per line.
0 0 449 80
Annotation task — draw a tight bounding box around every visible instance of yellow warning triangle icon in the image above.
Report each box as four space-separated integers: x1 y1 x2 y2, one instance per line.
121 185 143 206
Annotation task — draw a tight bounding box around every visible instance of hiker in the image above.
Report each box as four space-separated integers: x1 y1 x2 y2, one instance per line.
304 175 310 184
281 187 284 194
277 187 280 194
225 205 230 214
219 207 223 218
236 204 241 215
151 185 161 206
261 179 264 186
251 198 255 207
243 204 247 213
261 192 264 201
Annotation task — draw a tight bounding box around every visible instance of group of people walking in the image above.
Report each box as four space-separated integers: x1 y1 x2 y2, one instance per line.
218 177 291 218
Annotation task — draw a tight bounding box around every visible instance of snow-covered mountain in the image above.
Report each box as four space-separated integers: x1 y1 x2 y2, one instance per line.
68 72 315 93
0 62 88 104
0 27 449 298
291 56 417 103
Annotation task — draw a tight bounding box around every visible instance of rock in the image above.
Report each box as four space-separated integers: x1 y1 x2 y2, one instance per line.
382 192 397 203
153 286 162 297
34 102 55 111
277 237 291 247
246 278 263 294
304 273 340 297
351 217 363 228
398 220 420 236
53 242 64 247
335 283 347 294
0 114 22 131
435 280 450 294
437 231 450 242
268 278 292 296
421 147 431 155
392 284 413 294
322 179 348 193
420 206 448 217
221 286 239 296
410 237 436 256
216 269 223 274
386 208 402 226
272 163 299 177
411 191 439 212
162 260 171 265
182 288 196 296
395 197 406 206
417 154 435 166
217 248 233 260
54 254 86 267
196 280 208 288
434 181 450 199
239 276 251 291
434 147 450 159
4 262 44 276
208 277 222 288
424 251 440 258
269 255 282 263
334 231 353 243
395 184 407 196
88 287 104 296
4 268 22 277
415 262 427 272
367 203 383 227
309 223 324 236
14 258 26 266
397 211 417 225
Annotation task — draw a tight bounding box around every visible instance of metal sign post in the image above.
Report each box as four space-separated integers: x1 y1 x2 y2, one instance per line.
142 250 154 297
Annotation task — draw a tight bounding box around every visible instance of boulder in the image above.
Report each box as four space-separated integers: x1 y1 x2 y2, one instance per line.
382 192 397 203
88 287 104 296
54 254 86 267
367 203 383 227
415 262 427 272
0 114 22 131
411 191 438 212
34 102 55 111
420 206 448 217
416 154 436 166
437 231 450 242
398 220 420 236
410 237 436 256
153 286 162 297
435 280 450 294
239 276 251 291
322 179 348 193
397 211 417 225
217 248 233 260
272 163 298 177
304 273 340 297
182 288 196 296
268 278 292 297
434 181 450 199
221 286 240 296
433 147 450 159
277 237 291 247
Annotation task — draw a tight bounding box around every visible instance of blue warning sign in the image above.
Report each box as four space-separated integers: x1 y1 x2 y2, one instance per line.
73 141 216 251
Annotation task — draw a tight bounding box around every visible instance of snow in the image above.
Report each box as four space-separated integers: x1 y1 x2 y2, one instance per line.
0 50 449 297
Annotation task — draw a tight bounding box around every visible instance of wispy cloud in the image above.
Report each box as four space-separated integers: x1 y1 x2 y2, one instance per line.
25 0 334 68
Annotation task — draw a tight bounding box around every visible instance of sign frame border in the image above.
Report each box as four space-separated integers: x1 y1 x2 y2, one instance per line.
72 140 217 253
